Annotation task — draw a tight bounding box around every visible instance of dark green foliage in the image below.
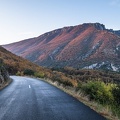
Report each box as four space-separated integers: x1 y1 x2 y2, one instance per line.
76 82 82 91
23 69 35 75
112 85 120 105
81 81 114 104
0 58 3 67
111 104 120 118
60 80 73 87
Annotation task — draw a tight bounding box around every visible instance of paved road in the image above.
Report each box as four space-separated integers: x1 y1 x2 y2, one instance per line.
0 76 106 120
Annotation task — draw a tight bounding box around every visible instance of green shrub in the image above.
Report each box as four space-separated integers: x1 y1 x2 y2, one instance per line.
111 104 120 118
112 85 120 105
23 69 34 75
16 71 21 76
34 72 45 78
76 82 82 91
81 81 114 104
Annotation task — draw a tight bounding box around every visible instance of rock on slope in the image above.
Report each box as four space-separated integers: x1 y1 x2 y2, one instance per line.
3 23 120 71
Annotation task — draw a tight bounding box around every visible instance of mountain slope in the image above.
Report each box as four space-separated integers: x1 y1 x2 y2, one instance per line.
0 46 49 75
3 23 120 71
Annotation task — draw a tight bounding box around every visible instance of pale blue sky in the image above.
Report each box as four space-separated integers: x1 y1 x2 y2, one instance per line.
0 0 120 45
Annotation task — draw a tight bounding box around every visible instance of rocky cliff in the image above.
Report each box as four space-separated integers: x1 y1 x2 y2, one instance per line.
0 58 10 88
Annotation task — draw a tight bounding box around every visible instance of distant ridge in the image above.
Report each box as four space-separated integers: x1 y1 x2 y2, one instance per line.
3 23 120 71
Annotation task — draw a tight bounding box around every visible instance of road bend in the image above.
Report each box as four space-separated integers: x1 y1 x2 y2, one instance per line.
0 76 106 120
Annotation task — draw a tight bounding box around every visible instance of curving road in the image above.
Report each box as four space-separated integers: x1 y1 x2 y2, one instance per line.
0 76 106 120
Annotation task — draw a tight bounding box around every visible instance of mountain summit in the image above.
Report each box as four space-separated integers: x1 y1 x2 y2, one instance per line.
3 23 120 71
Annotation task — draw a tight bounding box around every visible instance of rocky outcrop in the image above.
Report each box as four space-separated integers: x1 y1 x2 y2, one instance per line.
0 59 10 87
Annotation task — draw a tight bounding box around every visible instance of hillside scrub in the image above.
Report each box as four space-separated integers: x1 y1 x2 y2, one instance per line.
51 67 120 83
0 46 51 76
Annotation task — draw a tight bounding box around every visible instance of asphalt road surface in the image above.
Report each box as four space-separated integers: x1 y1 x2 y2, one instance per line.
0 76 106 120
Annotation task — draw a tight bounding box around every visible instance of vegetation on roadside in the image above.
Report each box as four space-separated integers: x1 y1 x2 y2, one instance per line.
50 67 120 119
78 81 120 118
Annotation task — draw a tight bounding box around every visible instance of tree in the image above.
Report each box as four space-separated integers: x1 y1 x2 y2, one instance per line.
23 69 34 75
